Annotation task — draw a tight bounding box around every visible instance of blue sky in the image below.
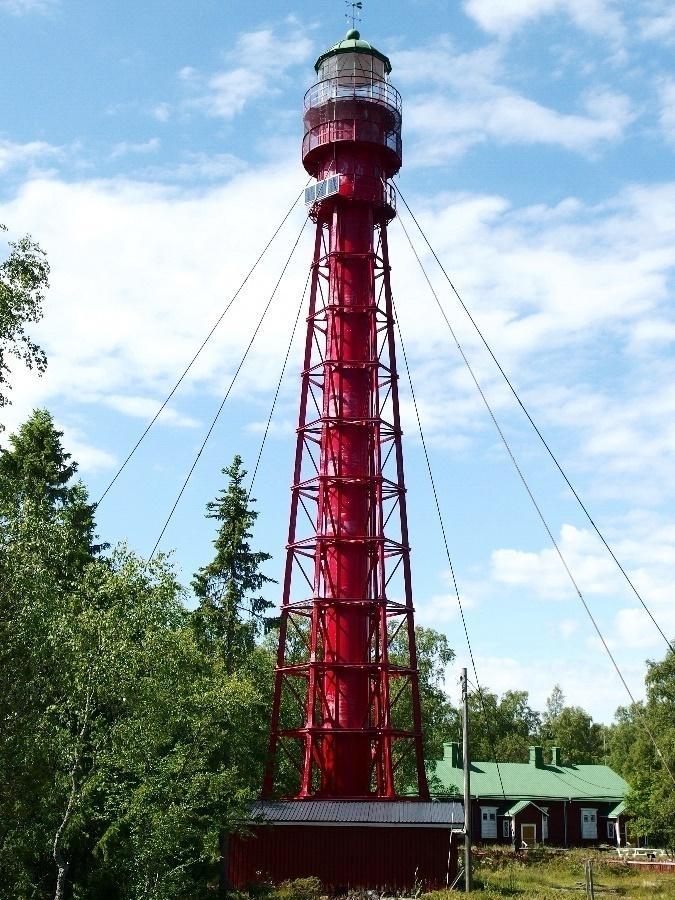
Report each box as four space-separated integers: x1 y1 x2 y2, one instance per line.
2 0 675 724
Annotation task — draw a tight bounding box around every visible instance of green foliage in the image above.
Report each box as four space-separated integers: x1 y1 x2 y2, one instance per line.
273 877 323 900
540 685 605 764
389 625 455 791
426 847 675 899
0 417 273 898
467 689 542 763
0 224 49 416
0 408 104 569
192 454 276 672
608 646 675 849
3 405 673 897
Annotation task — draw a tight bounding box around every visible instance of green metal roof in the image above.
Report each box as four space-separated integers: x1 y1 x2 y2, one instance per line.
503 800 549 817
607 800 626 818
431 754 629 802
314 29 392 74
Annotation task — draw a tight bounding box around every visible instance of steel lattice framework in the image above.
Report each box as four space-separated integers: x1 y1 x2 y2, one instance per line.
263 30 429 801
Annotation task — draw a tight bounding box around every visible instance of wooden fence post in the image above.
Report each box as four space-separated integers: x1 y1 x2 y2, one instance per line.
584 859 595 900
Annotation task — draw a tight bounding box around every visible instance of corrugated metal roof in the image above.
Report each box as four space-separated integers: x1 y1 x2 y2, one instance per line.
249 800 464 826
607 800 626 818
431 755 628 802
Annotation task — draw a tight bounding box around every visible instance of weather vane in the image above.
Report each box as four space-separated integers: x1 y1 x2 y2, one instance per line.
345 0 363 29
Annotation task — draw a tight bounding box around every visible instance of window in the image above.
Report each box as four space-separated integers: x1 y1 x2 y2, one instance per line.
541 808 549 841
481 806 498 839
502 819 511 839
607 821 615 841
581 808 598 840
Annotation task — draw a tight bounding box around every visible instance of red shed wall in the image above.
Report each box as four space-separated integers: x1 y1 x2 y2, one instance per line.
228 824 457 891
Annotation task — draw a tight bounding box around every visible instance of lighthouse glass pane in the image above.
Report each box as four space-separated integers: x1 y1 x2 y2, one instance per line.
318 52 386 85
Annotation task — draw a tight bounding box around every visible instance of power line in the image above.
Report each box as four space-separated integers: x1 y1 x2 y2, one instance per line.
97 185 307 507
149 214 310 560
393 183 674 656
245 265 312 503
392 297 508 806
395 211 675 788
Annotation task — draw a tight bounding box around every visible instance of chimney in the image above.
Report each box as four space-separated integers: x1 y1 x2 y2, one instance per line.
529 745 544 768
444 741 462 768
551 746 562 767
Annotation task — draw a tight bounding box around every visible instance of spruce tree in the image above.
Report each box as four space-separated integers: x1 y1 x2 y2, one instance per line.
0 408 103 569
192 454 275 672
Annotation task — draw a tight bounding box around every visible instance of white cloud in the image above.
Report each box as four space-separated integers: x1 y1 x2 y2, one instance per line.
110 138 161 160
405 89 632 164
491 524 620 600
138 152 247 182
152 103 171 123
0 0 55 14
463 0 625 41
177 26 312 121
454 653 643 722
657 78 675 146
558 618 580 639
105 395 199 428
0 139 62 174
59 424 117 473
0 162 309 450
640 3 675 44
487 520 675 656
416 589 477 628
387 180 675 493
395 42 632 165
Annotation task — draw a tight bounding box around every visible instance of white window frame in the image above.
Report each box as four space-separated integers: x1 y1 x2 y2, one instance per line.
480 806 498 839
502 818 511 839
581 808 598 840
607 820 615 841
541 807 549 841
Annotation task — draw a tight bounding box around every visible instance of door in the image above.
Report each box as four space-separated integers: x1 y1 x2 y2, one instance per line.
521 823 537 846
581 809 598 839
481 807 497 839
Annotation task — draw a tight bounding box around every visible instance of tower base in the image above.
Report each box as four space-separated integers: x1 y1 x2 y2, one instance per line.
227 801 463 892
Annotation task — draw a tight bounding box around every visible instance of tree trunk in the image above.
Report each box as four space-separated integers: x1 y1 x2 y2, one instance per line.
53 673 93 900
53 765 77 900
53 848 70 900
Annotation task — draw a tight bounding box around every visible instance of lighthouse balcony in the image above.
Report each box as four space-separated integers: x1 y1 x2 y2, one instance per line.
303 119 402 178
303 75 402 177
304 74 402 118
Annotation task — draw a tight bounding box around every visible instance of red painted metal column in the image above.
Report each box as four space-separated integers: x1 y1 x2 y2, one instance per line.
321 201 376 795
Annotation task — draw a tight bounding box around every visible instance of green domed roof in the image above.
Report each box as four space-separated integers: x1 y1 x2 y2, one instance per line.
315 29 392 74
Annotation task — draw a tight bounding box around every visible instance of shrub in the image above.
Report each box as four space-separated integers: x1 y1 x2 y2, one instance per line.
273 877 324 900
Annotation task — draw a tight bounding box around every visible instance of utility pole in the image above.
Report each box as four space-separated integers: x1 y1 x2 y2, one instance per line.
462 668 472 892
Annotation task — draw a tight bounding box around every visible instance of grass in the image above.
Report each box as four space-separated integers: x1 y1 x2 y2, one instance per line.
423 847 675 899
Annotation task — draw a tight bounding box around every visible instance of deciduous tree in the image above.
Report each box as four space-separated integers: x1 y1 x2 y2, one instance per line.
0 225 49 418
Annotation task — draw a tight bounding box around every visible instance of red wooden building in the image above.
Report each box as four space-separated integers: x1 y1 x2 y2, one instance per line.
431 743 629 848
228 801 463 891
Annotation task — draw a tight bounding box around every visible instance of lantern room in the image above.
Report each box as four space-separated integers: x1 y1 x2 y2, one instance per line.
314 28 392 82
302 28 402 216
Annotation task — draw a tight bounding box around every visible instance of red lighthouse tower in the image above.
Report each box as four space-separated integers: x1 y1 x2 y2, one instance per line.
229 30 462 890
264 27 427 802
